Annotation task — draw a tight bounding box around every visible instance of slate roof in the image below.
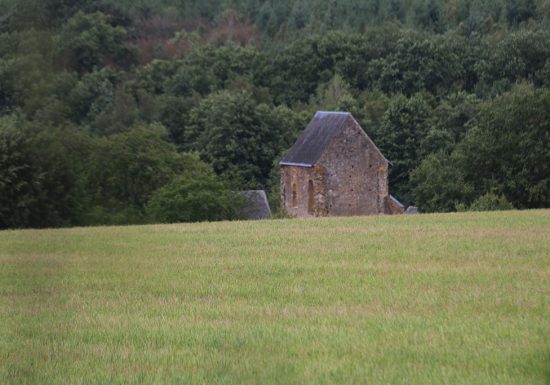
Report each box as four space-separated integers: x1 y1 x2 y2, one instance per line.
280 111 351 167
405 206 419 214
239 190 272 220
389 195 404 209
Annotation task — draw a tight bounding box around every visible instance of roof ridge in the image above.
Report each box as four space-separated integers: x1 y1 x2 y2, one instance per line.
315 111 351 115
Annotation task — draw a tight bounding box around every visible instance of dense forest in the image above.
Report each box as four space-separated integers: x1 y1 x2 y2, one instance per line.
1 0 549 228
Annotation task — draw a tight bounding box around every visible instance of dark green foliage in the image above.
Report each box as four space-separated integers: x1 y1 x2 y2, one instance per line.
366 33 470 96
454 86 550 209
7 0 95 29
152 94 198 148
25 126 92 227
506 0 537 25
147 168 243 223
462 193 515 212
0 115 38 228
484 30 550 88
387 0 405 22
420 92 480 155
85 125 186 222
414 0 444 32
375 93 433 204
0 30 58 116
260 35 329 105
1 0 550 228
67 67 119 126
260 30 401 104
185 90 303 188
0 57 16 112
132 60 179 95
57 11 135 73
410 152 474 212
289 0 309 30
413 85 550 212
0 115 92 228
161 45 260 99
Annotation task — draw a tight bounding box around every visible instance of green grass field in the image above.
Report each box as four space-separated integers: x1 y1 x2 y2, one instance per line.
1 210 549 385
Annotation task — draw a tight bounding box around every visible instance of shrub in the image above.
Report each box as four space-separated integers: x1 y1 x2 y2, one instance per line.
147 173 243 223
464 193 515 212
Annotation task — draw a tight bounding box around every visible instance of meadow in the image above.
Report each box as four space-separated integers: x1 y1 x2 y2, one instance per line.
1 210 549 385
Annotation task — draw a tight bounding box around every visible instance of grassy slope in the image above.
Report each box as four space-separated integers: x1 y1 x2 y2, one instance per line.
1 210 549 385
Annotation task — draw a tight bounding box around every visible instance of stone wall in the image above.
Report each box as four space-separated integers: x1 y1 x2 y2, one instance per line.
317 119 389 216
280 164 328 217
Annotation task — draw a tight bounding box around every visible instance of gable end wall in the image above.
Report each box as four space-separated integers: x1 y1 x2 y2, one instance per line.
317 118 389 216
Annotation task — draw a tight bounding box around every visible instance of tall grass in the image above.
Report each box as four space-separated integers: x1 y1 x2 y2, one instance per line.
1 210 549 384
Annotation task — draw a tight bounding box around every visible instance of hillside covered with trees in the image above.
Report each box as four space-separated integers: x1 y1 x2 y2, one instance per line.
1 0 549 228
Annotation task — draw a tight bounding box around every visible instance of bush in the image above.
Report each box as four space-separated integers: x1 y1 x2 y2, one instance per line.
147 172 243 223
460 193 515 212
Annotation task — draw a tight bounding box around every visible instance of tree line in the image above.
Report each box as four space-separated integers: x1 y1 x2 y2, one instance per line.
0 0 549 228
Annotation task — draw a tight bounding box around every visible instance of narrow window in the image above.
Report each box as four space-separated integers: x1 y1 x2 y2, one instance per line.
308 180 314 214
292 183 297 207
378 168 385 189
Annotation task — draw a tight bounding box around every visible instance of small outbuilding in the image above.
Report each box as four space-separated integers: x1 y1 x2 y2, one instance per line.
280 111 404 217
239 190 272 220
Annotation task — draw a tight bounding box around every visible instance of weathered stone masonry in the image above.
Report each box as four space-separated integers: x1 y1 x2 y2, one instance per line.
280 111 402 217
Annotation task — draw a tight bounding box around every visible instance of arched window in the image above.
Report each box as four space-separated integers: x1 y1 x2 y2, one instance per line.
308 180 314 214
292 183 297 207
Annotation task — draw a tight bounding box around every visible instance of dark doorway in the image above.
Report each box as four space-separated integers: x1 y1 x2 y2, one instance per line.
308 180 314 214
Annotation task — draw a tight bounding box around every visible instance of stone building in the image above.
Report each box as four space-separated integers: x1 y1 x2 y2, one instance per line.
239 190 272 220
280 111 403 217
